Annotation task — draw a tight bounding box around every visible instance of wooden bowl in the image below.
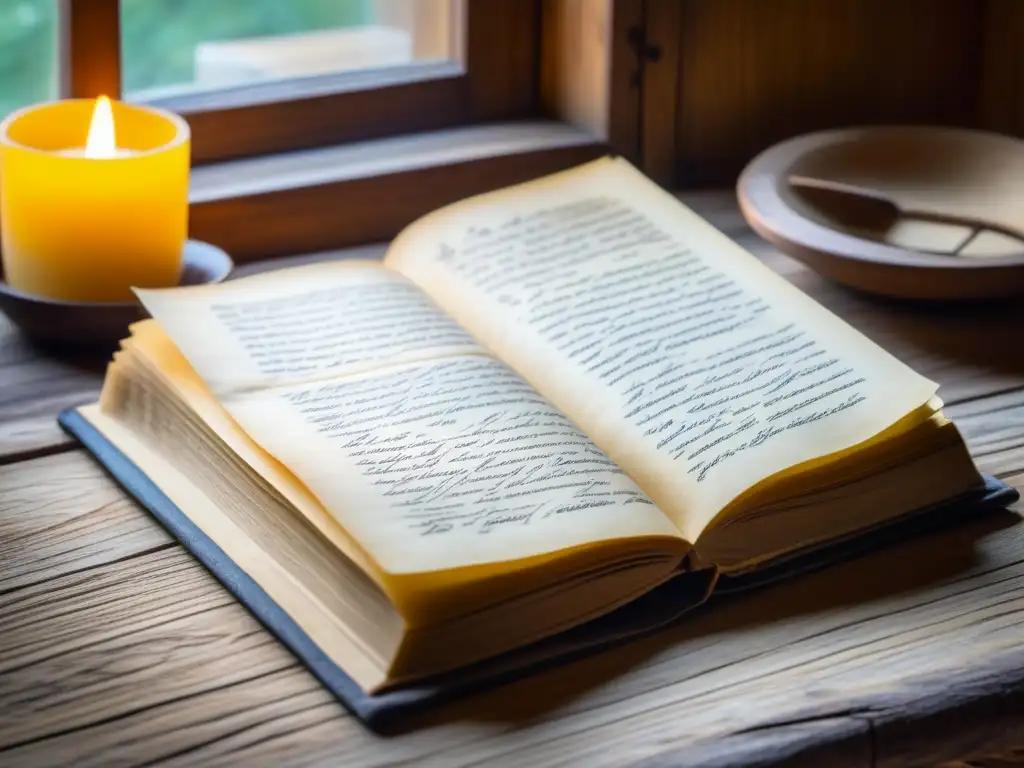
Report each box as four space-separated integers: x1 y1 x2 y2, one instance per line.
0 240 233 348
737 126 1024 300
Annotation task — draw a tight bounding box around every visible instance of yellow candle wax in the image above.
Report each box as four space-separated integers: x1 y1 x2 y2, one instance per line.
0 98 190 302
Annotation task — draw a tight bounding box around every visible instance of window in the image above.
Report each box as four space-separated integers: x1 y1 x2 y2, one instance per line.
10 0 640 263
0 0 58 116
120 1 440 99
63 0 541 163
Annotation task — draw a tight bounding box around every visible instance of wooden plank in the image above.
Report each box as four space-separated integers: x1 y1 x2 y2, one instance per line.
539 0 644 161
0 390 1021 762
540 0 612 139
0 452 171 594
979 0 1024 137
674 0 986 185
464 0 541 120
155 63 470 166
189 122 604 261
0 670 337 768
0 318 103 464
1 464 1022 765
0 550 286 751
639 0 683 186
64 0 121 100
605 0 644 163
949 388 1024 479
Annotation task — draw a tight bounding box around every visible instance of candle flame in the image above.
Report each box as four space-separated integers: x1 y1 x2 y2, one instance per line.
84 96 117 159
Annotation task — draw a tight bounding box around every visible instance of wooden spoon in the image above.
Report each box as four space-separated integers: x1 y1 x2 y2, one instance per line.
787 176 1023 257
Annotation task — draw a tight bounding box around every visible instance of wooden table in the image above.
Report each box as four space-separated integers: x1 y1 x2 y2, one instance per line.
2 193 1024 768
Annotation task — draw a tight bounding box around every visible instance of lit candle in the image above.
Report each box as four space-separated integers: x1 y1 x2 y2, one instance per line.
0 97 190 302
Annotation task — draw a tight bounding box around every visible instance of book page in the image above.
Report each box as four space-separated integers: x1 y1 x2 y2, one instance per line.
386 157 939 543
135 263 683 575
225 356 682 573
136 261 485 397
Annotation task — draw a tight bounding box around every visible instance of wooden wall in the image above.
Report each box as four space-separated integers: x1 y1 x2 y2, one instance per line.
979 0 1024 139
639 0 1024 187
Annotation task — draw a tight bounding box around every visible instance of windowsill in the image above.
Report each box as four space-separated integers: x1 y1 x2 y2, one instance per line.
142 59 462 113
188 120 605 261
190 120 596 200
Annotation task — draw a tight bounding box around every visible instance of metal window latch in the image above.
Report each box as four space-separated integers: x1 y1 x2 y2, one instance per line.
627 26 662 63
626 25 661 86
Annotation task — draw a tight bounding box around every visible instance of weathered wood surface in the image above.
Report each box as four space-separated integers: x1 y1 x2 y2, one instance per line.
669 0 987 186
0 321 105 465
1 455 1022 766
0 452 172 594
1 192 1023 767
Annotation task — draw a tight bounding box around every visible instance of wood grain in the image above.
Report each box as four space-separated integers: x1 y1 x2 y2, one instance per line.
1 669 336 768
464 0 540 121
673 0 986 185
0 317 104 464
0 452 171 594
0 551 279 750
0 458 1021 765
605 0 644 164
979 0 1024 137
639 0 682 186
188 122 605 261
541 0 612 138
161 63 471 166
539 0 644 161
64 0 121 100
949 388 1024 479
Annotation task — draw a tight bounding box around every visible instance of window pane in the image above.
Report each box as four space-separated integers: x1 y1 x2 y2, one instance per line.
0 0 57 116
121 0 455 99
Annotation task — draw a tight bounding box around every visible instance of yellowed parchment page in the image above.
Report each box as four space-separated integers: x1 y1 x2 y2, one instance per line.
117 319 382 585
385 157 939 544
135 261 683 577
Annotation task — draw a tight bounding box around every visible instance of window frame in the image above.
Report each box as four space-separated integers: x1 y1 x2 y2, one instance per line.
54 0 1024 261
64 0 542 164
53 0 646 264
62 0 121 105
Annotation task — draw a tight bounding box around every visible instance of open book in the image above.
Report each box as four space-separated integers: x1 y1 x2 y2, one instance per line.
63 157 1015 726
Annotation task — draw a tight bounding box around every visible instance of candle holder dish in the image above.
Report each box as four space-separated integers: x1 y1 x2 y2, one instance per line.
0 239 232 348
737 126 1024 300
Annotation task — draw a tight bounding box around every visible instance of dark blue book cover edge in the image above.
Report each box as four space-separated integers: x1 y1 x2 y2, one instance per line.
58 407 1019 732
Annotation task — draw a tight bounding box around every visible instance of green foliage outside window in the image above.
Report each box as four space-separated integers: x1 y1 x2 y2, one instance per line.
0 0 57 116
0 0 371 117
